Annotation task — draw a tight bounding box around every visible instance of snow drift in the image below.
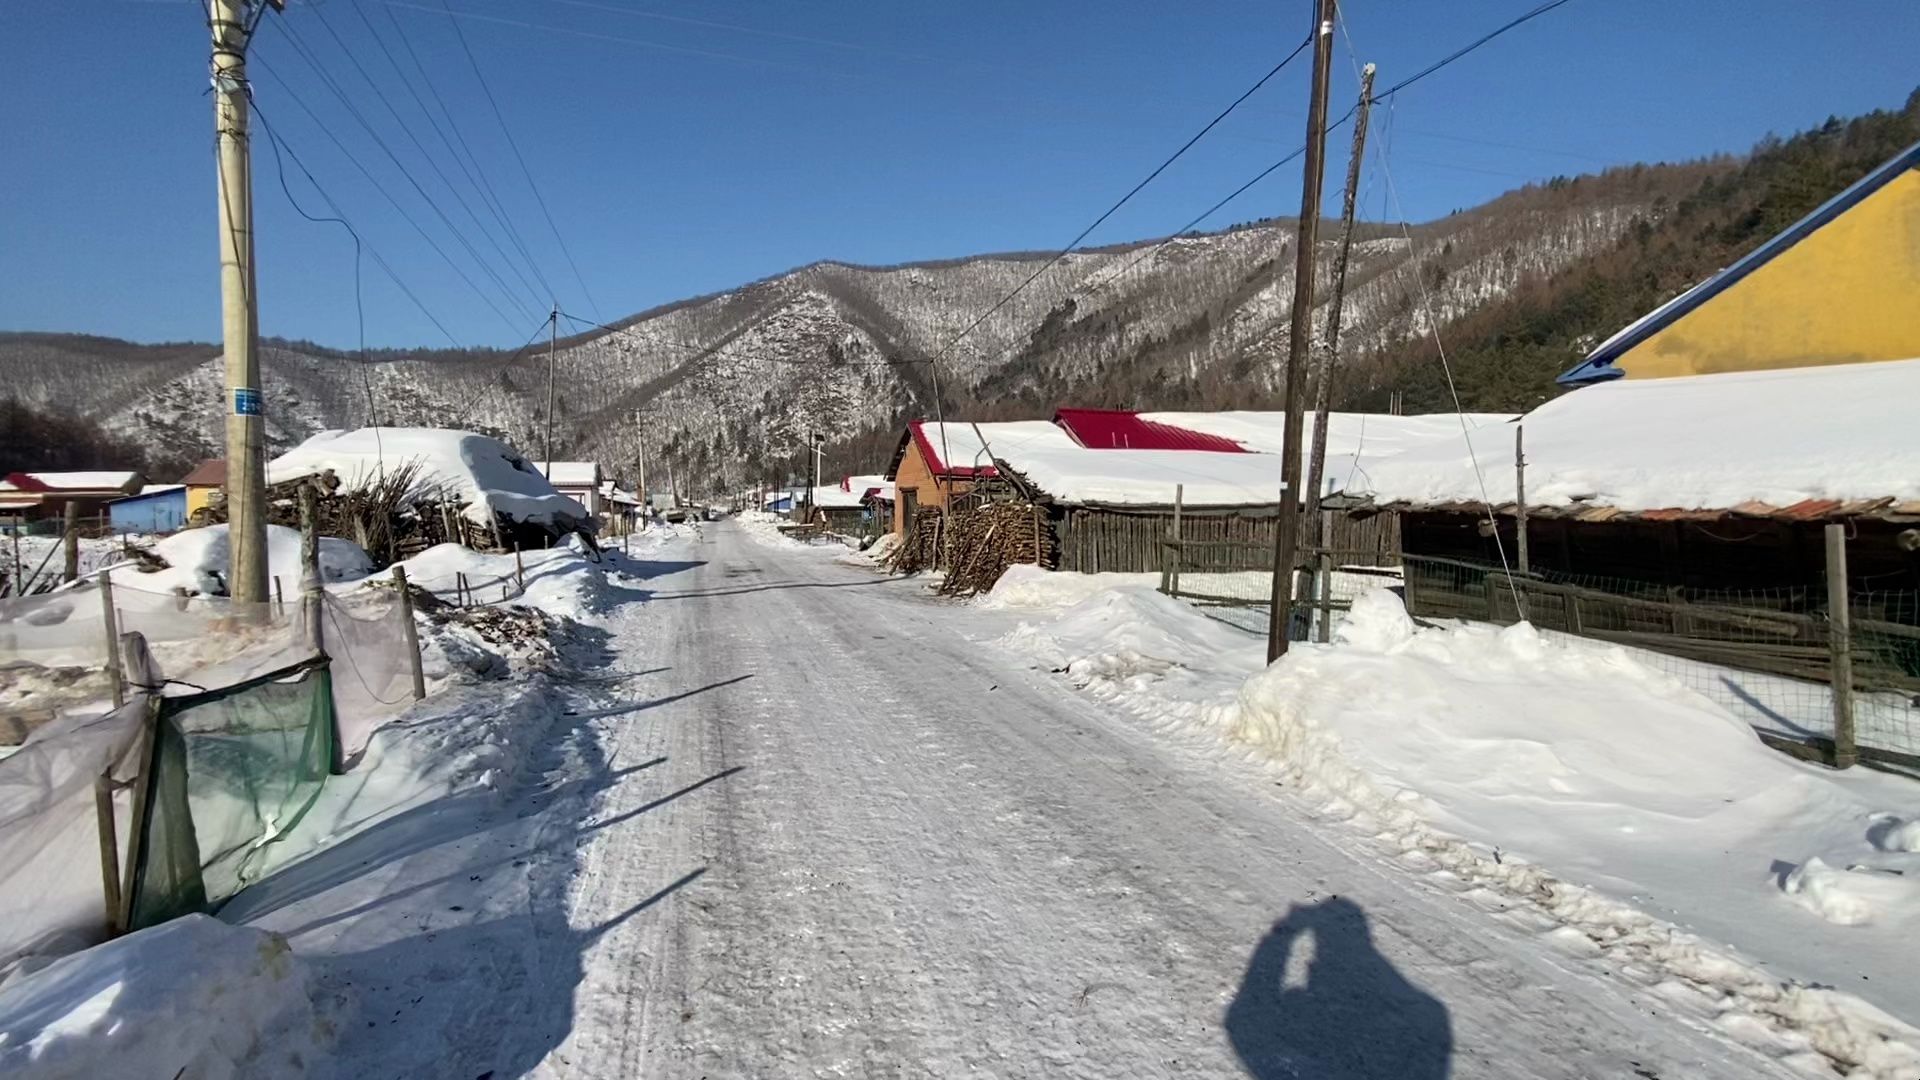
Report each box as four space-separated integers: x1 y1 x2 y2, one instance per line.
110 523 372 597
0 916 319 1080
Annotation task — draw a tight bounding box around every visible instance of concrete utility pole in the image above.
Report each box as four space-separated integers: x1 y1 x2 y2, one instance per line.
212 0 280 603
1303 62 1375 538
543 305 558 478
1266 0 1338 664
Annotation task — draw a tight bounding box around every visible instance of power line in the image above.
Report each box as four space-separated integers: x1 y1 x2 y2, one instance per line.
918 33 1316 373
434 0 604 320
295 4 548 319
378 0 560 308
452 316 568 423
345 0 560 308
261 17 539 329
252 96 464 349
252 54 532 337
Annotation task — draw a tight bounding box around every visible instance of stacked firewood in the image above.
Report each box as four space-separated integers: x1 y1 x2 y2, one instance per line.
935 501 1056 597
885 510 946 574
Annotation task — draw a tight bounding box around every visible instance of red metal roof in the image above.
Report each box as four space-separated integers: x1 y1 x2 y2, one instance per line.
1051 408 1248 453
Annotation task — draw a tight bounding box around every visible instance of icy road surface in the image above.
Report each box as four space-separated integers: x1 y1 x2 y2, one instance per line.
261 521 1801 1079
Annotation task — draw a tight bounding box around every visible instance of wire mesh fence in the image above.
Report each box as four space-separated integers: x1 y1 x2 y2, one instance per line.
1159 540 1398 639
1401 554 1920 766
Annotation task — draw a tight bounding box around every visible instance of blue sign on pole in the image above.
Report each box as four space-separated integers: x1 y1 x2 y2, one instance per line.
233 387 262 416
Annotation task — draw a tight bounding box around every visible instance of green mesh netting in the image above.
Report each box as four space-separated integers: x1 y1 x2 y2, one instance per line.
126 659 334 931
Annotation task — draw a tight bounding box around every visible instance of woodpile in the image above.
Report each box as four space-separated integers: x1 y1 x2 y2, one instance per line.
885 501 1055 596
885 510 946 574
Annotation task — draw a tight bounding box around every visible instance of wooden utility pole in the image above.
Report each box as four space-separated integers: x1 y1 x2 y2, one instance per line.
299 484 323 651
1266 0 1338 664
211 0 278 603
1514 425 1530 575
543 306 558 478
1303 62 1376 536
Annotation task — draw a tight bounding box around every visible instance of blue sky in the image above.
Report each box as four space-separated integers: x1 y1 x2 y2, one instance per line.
2 1 1916 349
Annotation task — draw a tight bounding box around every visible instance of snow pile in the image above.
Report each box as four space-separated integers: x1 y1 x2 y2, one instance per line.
384 539 613 619
0 916 319 1080
108 524 371 597
835 531 902 569
734 510 824 550
268 428 588 525
999 446 1283 507
1347 358 1920 510
994 582 1920 1076
979 564 1157 610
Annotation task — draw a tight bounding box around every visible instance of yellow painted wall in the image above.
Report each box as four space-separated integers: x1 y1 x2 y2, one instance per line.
1617 169 1920 378
184 484 217 518
890 437 971 535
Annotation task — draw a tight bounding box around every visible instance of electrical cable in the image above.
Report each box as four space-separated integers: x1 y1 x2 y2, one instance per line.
436 0 604 319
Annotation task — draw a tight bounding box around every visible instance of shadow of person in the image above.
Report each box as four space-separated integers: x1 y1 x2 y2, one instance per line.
1226 897 1452 1080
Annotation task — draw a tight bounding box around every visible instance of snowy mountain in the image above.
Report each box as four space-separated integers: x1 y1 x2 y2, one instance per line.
0 163 1705 492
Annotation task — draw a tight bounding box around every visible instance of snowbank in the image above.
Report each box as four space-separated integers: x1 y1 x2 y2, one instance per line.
0 916 318 1080
993 582 1920 1076
980 565 1159 610
109 524 371 597
268 428 588 525
1346 358 1920 511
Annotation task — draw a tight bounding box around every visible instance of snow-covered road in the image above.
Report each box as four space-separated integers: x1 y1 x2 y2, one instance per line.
265 521 1803 1079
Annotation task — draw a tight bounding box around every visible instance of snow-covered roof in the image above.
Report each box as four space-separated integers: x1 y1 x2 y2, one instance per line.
1140 411 1516 458
597 480 641 506
1 471 142 492
112 484 186 502
268 428 589 525
1343 358 1920 514
811 485 866 510
901 421 1079 477
998 446 1283 508
532 461 601 487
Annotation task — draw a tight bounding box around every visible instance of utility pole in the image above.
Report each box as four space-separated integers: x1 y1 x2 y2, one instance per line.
543 305 557 478
1303 62 1376 538
212 0 280 603
1266 0 1338 663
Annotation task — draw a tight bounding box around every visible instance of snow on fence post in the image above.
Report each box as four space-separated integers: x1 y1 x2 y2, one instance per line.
1825 523 1858 769
390 565 426 701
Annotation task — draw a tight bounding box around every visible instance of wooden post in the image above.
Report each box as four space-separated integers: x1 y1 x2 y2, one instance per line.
1314 512 1334 644
273 575 284 618
300 485 323 652
114 631 158 934
391 565 426 701
63 501 81 583
98 572 125 708
9 529 20 596
1826 523 1857 768
1514 425 1530 576
93 773 122 935
513 538 525 592
457 571 469 607
1159 480 1175 591
1032 504 1042 567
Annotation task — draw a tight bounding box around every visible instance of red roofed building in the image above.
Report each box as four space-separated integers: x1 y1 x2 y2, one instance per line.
1050 408 1248 453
